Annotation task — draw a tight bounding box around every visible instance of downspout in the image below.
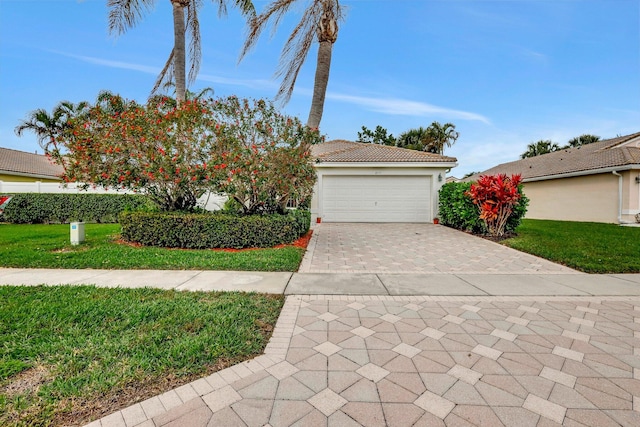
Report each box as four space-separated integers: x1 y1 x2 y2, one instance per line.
612 171 624 224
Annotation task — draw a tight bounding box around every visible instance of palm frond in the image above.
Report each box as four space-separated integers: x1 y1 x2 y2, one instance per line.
151 49 175 95
186 2 202 86
274 3 322 103
239 0 298 60
107 0 156 36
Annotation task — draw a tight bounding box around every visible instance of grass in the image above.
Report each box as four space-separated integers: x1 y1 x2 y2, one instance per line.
0 285 284 427
0 223 305 271
502 219 640 273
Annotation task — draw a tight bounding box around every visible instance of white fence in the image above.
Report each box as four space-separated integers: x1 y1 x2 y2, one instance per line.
0 180 227 211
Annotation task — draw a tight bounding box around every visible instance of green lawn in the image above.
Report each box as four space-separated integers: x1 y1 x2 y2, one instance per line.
503 219 640 273
0 285 284 427
0 223 305 271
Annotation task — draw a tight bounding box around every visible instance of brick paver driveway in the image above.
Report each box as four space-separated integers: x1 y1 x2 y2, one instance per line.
299 223 575 274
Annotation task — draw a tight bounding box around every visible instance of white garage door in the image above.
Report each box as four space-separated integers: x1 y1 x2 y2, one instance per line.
322 175 431 222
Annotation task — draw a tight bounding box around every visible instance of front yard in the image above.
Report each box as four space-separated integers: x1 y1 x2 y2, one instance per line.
0 285 283 427
502 219 640 273
0 223 305 272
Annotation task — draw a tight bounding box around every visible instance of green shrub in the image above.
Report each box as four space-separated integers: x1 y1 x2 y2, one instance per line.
438 181 528 234
120 209 311 249
2 193 152 224
438 182 484 233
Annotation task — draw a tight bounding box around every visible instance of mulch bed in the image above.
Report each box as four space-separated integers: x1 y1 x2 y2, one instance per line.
115 230 313 252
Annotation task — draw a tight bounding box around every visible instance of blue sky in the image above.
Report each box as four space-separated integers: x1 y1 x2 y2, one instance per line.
1 0 638 176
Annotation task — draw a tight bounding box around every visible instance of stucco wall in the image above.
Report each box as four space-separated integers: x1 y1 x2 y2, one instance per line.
523 173 620 223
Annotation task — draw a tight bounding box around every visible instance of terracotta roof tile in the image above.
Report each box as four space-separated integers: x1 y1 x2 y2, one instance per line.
312 140 457 163
469 132 640 181
0 147 64 179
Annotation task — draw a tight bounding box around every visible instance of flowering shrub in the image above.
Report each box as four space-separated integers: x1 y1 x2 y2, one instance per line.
466 174 524 237
211 97 321 214
48 94 320 212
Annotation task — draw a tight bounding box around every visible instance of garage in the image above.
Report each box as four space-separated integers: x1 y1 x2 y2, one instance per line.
310 140 458 223
321 175 431 222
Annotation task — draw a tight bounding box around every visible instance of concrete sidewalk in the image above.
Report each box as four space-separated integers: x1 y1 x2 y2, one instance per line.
1 268 640 296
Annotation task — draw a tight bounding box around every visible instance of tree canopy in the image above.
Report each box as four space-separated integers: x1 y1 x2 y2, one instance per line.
107 0 255 103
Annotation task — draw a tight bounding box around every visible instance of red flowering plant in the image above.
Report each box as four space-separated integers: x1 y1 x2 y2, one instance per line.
210 96 321 214
48 94 319 213
466 174 523 237
49 94 227 211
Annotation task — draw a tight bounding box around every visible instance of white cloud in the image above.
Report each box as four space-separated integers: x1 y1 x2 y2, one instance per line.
49 51 276 91
326 93 491 124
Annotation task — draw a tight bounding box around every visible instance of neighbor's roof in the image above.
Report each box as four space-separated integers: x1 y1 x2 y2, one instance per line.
469 132 640 181
0 147 64 179
312 140 457 163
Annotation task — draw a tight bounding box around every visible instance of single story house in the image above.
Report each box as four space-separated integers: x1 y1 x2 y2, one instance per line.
310 140 458 223
0 147 63 183
469 132 640 224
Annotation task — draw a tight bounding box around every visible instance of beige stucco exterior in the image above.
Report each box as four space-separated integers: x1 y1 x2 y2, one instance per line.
523 169 640 224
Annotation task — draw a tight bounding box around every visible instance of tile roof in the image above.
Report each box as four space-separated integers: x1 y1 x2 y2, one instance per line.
470 132 640 181
0 147 64 179
311 140 457 163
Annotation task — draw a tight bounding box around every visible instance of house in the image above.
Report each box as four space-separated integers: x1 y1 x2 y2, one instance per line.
310 140 458 222
0 147 63 183
469 132 640 224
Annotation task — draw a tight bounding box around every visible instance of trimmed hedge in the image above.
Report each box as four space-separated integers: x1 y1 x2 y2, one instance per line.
438 181 529 234
438 182 484 233
1 193 152 224
120 209 311 249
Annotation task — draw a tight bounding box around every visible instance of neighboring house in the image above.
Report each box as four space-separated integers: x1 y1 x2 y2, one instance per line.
0 147 63 183
468 132 640 224
310 140 457 222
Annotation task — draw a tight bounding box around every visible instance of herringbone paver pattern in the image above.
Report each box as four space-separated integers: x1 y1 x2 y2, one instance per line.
298 223 576 274
88 295 640 427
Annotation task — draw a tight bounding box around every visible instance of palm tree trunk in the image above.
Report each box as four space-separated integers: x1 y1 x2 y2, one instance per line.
172 1 187 104
306 40 333 130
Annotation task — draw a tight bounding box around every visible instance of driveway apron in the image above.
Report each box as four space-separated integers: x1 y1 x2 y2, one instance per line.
299 223 576 274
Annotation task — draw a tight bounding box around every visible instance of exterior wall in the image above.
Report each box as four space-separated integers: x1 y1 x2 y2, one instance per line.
311 165 449 223
523 173 620 223
623 168 640 222
0 173 60 183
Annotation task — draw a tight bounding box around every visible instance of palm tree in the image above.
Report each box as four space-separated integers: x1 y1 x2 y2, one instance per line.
107 0 254 104
15 101 89 151
396 127 431 151
425 122 459 154
240 0 344 129
396 122 459 154
566 134 600 148
520 140 561 159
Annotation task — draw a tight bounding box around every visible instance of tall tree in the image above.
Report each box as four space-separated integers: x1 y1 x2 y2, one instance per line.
396 122 459 154
425 122 459 154
520 140 561 159
15 100 89 152
396 127 431 151
356 125 395 146
107 0 255 104
240 0 344 129
565 134 600 148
